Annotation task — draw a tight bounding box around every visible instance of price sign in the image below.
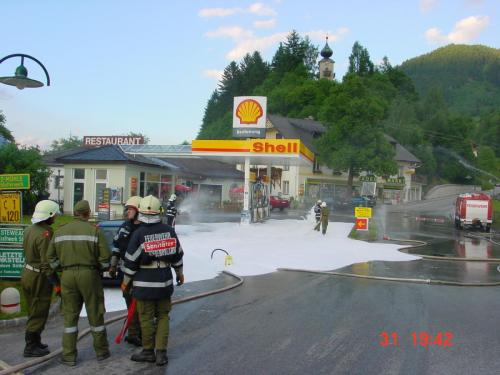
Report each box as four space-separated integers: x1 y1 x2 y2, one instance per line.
0 192 22 223
355 207 372 218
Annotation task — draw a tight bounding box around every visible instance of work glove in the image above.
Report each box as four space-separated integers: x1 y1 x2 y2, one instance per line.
109 266 117 279
176 273 185 286
121 274 132 293
53 285 62 296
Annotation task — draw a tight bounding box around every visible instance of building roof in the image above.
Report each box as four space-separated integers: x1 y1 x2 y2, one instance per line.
385 135 421 164
43 147 87 166
267 114 326 153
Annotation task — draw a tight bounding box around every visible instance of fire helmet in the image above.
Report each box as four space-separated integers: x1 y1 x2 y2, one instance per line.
125 196 141 210
169 194 177 202
139 195 162 215
32 200 60 224
317 200 322 204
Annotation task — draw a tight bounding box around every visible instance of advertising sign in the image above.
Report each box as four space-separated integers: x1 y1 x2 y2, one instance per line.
0 174 30 190
355 207 372 219
83 136 144 148
0 247 24 278
0 226 24 244
232 96 267 138
0 192 22 223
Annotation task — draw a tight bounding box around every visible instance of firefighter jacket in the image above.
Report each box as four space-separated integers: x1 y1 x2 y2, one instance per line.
320 207 330 223
23 222 57 279
123 222 183 300
314 205 321 220
165 203 177 227
111 220 141 269
47 218 111 271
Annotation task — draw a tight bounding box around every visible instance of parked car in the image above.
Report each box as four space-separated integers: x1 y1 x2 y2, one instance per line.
351 195 376 208
270 195 290 211
97 220 124 284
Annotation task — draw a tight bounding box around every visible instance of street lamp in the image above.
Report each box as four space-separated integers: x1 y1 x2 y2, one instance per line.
0 54 50 90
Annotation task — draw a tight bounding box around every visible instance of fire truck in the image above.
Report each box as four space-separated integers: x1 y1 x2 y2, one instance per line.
454 192 493 232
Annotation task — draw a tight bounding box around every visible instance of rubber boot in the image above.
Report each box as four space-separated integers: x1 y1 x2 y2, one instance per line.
125 335 142 347
35 332 49 349
131 349 156 363
155 350 168 366
24 332 49 357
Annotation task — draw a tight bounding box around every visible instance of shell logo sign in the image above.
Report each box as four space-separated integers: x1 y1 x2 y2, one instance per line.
233 96 267 138
236 99 263 124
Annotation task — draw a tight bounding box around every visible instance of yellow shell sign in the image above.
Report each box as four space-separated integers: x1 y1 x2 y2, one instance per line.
236 99 263 124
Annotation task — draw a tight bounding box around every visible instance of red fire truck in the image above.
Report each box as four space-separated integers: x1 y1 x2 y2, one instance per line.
454 192 493 232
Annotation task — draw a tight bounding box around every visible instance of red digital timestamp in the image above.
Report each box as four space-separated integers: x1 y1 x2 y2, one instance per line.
379 331 454 347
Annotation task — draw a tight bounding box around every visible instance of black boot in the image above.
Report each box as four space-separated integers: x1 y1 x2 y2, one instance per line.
125 335 142 347
23 332 49 357
131 349 156 363
35 332 49 349
155 350 168 366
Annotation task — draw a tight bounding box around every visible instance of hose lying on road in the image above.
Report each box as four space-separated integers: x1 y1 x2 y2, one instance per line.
0 270 243 375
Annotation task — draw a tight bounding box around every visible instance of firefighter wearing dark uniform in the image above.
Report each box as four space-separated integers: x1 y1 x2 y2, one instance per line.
122 195 184 366
320 201 330 235
165 194 177 227
314 200 322 231
109 195 142 346
47 200 111 366
22 200 61 357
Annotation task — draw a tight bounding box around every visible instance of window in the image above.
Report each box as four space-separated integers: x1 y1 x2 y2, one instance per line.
283 180 289 195
95 169 108 211
139 171 173 200
283 165 290 171
96 169 107 180
74 169 85 179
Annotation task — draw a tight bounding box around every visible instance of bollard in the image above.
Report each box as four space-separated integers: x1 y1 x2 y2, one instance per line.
1 287 21 314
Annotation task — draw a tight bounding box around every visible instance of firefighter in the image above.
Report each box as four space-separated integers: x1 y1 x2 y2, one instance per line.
122 195 184 366
47 200 111 366
108 196 142 346
320 201 330 235
313 200 322 231
165 194 177 227
21 200 61 357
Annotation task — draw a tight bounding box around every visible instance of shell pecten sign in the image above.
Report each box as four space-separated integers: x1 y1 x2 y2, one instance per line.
233 96 267 138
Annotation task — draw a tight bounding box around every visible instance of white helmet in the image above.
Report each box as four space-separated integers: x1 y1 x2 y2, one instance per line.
317 200 322 204
31 200 60 224
169 194 177 202
139 195 162 215
321 202 327 207
125 196 141 210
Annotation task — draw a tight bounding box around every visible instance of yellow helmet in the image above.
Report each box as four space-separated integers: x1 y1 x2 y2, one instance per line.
32 200 60 224
125 196 141 210
139 195 161 215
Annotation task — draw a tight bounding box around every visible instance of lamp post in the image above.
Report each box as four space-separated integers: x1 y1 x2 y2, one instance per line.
0 54 50 89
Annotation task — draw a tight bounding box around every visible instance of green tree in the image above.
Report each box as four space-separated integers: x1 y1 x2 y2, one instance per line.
317 74 397 196
347 41 374 77
271 30 318 79
50 135 83 152
0 143 50 213
0 111 15 143
126 131 150 144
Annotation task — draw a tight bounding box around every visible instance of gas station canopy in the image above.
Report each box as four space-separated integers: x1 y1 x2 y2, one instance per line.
191 139 314 166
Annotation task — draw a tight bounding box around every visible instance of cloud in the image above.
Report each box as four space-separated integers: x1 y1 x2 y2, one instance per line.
205 26 253 40
0 89 14 100
248 2 277 16
198 7 242 18
198 3 276 18
253 19 276 29
16 135 51 149
420 0 439 12
202 69 224 80
303 27 350 42
425 15 490 44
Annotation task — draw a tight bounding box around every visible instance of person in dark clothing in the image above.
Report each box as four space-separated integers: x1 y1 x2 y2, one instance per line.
320 201 330 235
165 194 177 227
109 196 142 346
313 200 322 231
122 195 184 366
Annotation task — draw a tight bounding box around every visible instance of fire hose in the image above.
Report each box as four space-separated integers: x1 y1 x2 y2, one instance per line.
0 270 243 375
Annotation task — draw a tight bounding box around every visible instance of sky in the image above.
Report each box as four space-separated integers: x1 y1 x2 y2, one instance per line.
1 0 498 149
91 217 418 315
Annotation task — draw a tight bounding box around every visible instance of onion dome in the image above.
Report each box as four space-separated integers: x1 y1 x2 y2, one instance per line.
321 37 333 59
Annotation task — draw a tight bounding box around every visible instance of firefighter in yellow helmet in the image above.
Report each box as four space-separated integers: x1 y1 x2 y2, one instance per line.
122 195 184 366
47 200 111 366
22 200 60 357
108 196 142 346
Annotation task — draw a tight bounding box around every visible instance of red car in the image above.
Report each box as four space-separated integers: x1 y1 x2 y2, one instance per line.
270 195 290 211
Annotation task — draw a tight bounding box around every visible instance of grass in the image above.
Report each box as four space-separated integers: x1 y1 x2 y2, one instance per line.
348 221 378 241
0 279 27 320
493 199 500 231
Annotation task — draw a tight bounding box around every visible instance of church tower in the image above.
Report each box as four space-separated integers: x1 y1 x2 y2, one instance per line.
319 36 335 80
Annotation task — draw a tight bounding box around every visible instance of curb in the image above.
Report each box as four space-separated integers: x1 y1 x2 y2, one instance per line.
0 299 61 329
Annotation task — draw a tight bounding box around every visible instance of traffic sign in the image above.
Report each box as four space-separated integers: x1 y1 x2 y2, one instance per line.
355 217 369 231
0 174 30 190
0 192 22 223
0 247 24 278
355 207 372 219
0 226 25 244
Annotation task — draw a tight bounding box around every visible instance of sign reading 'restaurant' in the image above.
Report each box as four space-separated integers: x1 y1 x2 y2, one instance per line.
83 136 144 147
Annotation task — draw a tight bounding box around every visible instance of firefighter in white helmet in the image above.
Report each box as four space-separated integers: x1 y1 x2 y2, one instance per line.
22 200 60 357
165 194 177 227
109 196 142 346
122 195 184 366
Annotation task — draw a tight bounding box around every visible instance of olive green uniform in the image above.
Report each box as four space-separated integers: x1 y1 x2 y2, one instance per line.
47 218 111 362
320 207 330 234
22 222 56 340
